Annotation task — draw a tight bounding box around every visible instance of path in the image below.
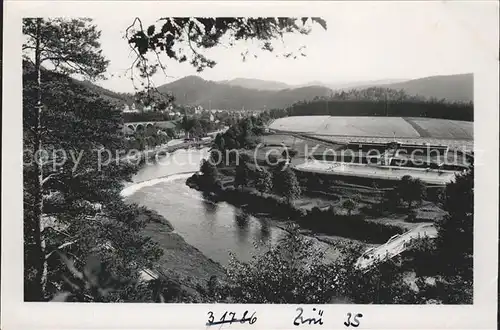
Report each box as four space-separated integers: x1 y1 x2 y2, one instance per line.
355 223 438 271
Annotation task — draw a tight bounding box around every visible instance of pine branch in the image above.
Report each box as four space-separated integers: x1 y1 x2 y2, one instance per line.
45 239 79 259
41 172 60 186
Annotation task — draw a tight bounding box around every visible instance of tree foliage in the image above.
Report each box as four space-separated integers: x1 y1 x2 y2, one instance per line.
23 17 112 300
272 167 301 203
342 198 356 216
219 225 340 303
213 115 265 153
214 225 419 304
23 18 109 79
283 87 473 121
234 163 250 188
200 159 219 187
435 167 473 278
126 17 327 83
395 175 426 210
181 115 219 138
22 18 165 302
23 67 164 301
254 168 273 193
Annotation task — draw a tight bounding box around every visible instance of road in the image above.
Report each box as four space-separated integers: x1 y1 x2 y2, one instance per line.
166 139 184 147
355 223 438 271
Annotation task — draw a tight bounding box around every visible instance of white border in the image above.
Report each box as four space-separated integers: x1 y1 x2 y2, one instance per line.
2 1 499 329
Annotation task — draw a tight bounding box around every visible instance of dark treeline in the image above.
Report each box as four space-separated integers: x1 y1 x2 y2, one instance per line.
287 100 473 121
267 87 473 121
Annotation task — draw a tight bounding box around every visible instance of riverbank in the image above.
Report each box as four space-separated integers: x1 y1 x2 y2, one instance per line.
141 216 226 287
186 173 404 244
122 171 226 302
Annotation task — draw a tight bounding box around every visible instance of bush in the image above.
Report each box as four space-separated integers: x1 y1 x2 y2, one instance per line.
218 226 344 303
298 211 402 243
360 204 386 217
396 175 426 209
217 226 421 304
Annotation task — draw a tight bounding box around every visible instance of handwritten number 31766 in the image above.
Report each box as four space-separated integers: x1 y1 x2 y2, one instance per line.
344 313 363 327
206 311 257 326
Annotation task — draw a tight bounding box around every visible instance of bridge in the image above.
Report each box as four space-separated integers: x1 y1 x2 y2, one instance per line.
355 223 438 272
123 122 228 136
123 121 177 133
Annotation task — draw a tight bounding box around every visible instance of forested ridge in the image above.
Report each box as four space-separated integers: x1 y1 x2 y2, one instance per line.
268 87 473 121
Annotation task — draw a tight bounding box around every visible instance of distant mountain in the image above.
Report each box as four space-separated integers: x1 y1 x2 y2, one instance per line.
330 74 472 102
73 72 472 114
331 79 408 90
157 76 332 110
215 74 473 103
220 78 291 91
221 78 408 91
377 74 473 103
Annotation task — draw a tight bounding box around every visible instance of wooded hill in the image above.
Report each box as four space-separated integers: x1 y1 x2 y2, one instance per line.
157 76 332 110
212 74 473 103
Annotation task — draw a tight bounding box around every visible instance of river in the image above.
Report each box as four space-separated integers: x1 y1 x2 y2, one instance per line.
121 147 288 266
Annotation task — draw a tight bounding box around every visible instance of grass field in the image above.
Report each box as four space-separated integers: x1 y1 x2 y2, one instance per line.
269 116 473 141
405 117 473 140
268 116 330 133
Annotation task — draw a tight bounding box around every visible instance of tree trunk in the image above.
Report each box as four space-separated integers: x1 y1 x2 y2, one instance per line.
32 17 47 300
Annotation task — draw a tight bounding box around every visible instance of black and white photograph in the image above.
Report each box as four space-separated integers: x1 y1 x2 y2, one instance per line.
2 1 498 329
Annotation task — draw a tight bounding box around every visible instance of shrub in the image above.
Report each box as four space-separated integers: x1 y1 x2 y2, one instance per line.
219 226 343 303
254 168 273 193
396 175 426 209
272 167 301 203
342 198 356 216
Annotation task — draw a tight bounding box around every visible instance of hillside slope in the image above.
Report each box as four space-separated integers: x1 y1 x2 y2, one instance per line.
78 80 135 106
354 74 473 102
218 74 473 103
220 78 291 91
157 76 332 110
70 72 473 112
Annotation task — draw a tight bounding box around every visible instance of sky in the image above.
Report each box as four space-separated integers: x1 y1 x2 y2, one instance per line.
89 1 498 93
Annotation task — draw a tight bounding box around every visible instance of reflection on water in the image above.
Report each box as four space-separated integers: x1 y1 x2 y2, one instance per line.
201 192 219 214
235 209 250 244
125 177 285 266
257 217 271 243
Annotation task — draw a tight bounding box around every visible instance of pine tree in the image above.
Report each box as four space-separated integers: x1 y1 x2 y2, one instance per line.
396 175 426 210
22 19 165 302
255 168 273 194
200 159 219 187
23 66 166 301
272 167 301 203
23 18 109 300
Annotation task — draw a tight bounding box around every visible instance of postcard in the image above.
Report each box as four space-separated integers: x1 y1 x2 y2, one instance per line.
2 1 498 329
